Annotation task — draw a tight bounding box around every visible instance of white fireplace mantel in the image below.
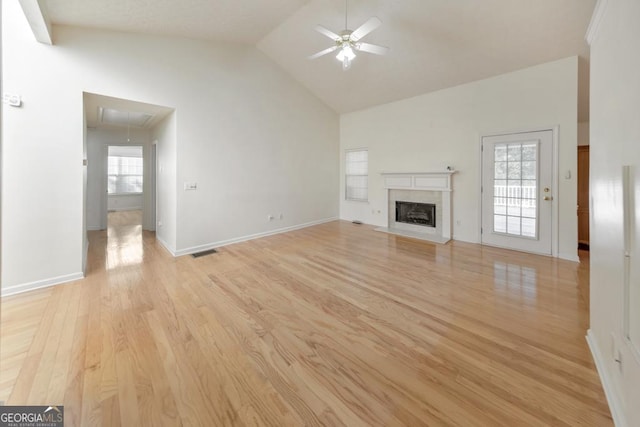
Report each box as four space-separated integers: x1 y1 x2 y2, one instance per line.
377 171 457 244
380 171 456 192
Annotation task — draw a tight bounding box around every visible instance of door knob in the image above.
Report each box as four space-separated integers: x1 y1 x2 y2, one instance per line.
544 196 553 201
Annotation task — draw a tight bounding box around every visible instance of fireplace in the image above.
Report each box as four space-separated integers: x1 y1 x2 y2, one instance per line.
376 171 456 244
395 201 436 228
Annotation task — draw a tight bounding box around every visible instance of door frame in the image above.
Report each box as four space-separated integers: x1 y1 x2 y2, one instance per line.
150 140 158 232
577 145 590 247
478 125 560 257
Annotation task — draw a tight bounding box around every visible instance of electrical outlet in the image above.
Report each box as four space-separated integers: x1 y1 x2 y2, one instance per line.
2 93 21 107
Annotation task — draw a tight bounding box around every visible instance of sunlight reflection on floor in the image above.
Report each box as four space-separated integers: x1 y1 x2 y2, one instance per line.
106 210 144 270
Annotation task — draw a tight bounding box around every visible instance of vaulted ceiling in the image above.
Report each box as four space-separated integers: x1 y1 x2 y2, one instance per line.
44 0 595 118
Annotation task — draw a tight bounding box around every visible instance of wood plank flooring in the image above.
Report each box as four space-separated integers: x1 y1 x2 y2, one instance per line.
0 214 612 426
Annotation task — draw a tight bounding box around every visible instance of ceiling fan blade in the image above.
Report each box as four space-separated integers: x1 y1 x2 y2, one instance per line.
315 25 340 41
351 16 382 41
308 45 339 60
356 42 389 56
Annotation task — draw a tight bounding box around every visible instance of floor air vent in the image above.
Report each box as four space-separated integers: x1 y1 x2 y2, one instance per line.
191 249 218 258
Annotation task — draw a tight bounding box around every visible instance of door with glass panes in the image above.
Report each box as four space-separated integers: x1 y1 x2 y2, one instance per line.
481 130 553 255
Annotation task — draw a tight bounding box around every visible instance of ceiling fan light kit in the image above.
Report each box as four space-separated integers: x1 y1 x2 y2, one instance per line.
309 0 389 71
335 40 356 70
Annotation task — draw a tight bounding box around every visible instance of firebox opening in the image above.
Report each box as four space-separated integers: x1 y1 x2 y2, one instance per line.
395 201 436 227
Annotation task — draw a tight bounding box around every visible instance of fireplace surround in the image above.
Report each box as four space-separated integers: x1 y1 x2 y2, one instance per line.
375 171 456 244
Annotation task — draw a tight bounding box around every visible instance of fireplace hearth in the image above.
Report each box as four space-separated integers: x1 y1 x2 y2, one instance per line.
395 201 436 227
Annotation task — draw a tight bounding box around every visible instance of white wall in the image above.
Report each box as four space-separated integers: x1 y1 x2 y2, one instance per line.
151 113 177 252
1 1 339 290
588 0 640 425
86 128 150 230
1 6 85 292
340 56 579 260
86 130 104 230
82 104 88 272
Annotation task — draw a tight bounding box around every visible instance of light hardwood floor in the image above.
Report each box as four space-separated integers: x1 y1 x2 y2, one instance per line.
1 215 612 426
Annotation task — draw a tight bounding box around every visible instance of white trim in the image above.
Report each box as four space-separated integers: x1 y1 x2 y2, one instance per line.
380 171 456 175
83 238 89 275
479 126 560 258
586 0 610 46
345 148 369 202
156 235 177 257
586 330 627 427
477 135 484 243
1 272 84 297
380 172 455 243
18 0 53 45
551 125 560 259
86 225 103 231
558 252 580 263
173 217 338 257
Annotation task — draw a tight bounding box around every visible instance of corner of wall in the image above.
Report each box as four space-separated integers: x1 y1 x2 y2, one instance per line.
586 330 628 427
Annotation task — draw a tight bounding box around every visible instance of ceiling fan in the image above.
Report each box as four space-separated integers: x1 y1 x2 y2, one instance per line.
309 0 389 70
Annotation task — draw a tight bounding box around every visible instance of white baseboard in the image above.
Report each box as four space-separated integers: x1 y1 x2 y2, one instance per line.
174 217 338 257
1 272 85 297
586 330 627 427
86 225 103 231
558 252 580 262
0 217 333 296
156 234 177 257
83 238 90 274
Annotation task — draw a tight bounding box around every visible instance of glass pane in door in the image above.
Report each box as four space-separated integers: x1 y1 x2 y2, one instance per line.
493 142 538 238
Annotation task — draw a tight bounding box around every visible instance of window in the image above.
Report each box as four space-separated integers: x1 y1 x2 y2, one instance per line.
345 149 368 202
108 146 143 194
493 141 538 238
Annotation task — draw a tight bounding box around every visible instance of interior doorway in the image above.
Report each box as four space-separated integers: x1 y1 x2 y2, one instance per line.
83 92 173 272
577 145 590 250
481 129 556 255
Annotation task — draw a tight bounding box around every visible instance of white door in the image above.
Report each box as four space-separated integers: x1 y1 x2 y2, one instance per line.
481 130 554 255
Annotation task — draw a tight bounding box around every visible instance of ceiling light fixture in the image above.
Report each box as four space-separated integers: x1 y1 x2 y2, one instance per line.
336 44 356 70
308 0 389 71
98 107 155 128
